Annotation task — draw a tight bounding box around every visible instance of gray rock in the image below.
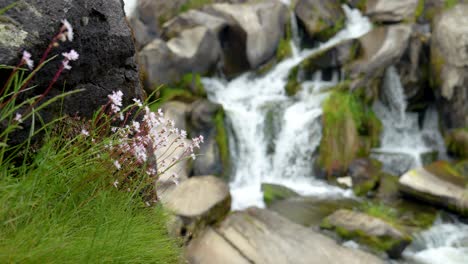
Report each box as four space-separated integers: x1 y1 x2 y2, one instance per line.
189 99 230 178
268 196 358 227
347 24 412 91
430 4 468 129
399 165 468 217
295 0 345 41
0 0 143 117
139 26 220 90
165 175 231 240
204 0 288 75
262 183 299 207
186 227 250 264
200 207 384 264
128 16 152 50
366 0 419 23
162 9 229 40
322 209 412 258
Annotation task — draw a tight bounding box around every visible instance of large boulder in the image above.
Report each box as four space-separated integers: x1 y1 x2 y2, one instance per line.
0 0 143 117
189 99 230 178
430 4 468 130
295 0 345 41
399 161 468 217
365 0 419 23
164 176 231 240
187 207 384 264
268 196 358 227
139 26 221 90
203 0 288 76
321 209 412 258
347 24 412 91
261 183 299 207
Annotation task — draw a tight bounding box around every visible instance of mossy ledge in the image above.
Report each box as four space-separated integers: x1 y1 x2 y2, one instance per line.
214 108 231 180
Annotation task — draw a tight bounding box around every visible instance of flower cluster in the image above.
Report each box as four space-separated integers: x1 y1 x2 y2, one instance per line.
102 91 203 189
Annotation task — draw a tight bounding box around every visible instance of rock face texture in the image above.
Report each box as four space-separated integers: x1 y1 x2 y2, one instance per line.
0 0 143 117
399 162 468 217
322 209 412 258
164 176 231 240
365 0 419 23
186 207 384 264
430 4 468 130
295 0 345 41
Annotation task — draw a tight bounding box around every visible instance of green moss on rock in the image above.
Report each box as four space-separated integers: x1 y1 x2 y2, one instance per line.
285 66 302 96
214 108 231 180
445 128 468 159
317 87 382 177
261 183 299 207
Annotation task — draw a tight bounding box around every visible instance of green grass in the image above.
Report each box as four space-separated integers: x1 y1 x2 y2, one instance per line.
0 133 181 263
179 0 214 13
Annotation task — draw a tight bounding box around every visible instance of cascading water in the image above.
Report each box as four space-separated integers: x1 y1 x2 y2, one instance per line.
203 5 372 209
371 66 447 175
403 218 468 264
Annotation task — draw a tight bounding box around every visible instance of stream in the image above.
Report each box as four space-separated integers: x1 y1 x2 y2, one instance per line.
123 1 468 263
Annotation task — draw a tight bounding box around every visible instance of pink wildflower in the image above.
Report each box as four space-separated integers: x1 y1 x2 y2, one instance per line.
81 129 89 136
22 51 34 70
61 19 74 41
14 113 22 123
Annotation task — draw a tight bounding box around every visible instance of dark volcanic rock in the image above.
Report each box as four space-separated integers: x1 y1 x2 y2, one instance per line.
0 0 143 118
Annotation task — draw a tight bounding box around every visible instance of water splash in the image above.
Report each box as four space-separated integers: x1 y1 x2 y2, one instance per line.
203 6 371 209
371 66 446 175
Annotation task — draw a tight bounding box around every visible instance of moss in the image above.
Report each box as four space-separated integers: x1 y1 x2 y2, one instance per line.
430 46 445 89
179 0 214 13
425 160 467 187
444 0 458 9
445 128 468 159
285 66 302 96
262 183 299 207
415 0 425 20
149 73 206 110
321 217 411 258
317 87 382 177
315 16 345 41
214 108 230 180
276 22 292 62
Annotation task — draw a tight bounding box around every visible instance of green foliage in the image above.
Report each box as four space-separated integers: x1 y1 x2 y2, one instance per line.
261 183 299 207
415 0 425 20
179 0 214 13
0 134 181 263
276 23 292 62
445 0 458 9
214 108 231 180
149 73 205 110
285 66 301 96
318 88 382 176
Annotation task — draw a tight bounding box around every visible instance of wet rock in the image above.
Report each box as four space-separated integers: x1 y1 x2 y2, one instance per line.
203 0 288 76
430 4 468 130
322 209 412 258
445 129 468 159
295 0 345 41
365 0 419 23
162 9 229 40
165 176 231 241
347 24 412 92
399 161 468 217
268 196 358 227
0 0 143 118
189 99 230 178
261 183 299 206
193 207 384 264
127 16 152 50
348 158 381 196
139 26 221 90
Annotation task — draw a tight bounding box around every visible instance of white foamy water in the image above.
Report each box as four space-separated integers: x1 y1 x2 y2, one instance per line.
203 5 371 210
371 66 447 175
123 0 137 16
403 219 468 264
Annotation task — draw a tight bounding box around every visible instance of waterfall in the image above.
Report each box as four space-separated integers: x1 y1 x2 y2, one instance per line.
203 5 372 209
371 66 447 175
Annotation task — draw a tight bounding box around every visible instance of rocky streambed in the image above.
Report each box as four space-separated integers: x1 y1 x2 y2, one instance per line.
122 0 468 263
